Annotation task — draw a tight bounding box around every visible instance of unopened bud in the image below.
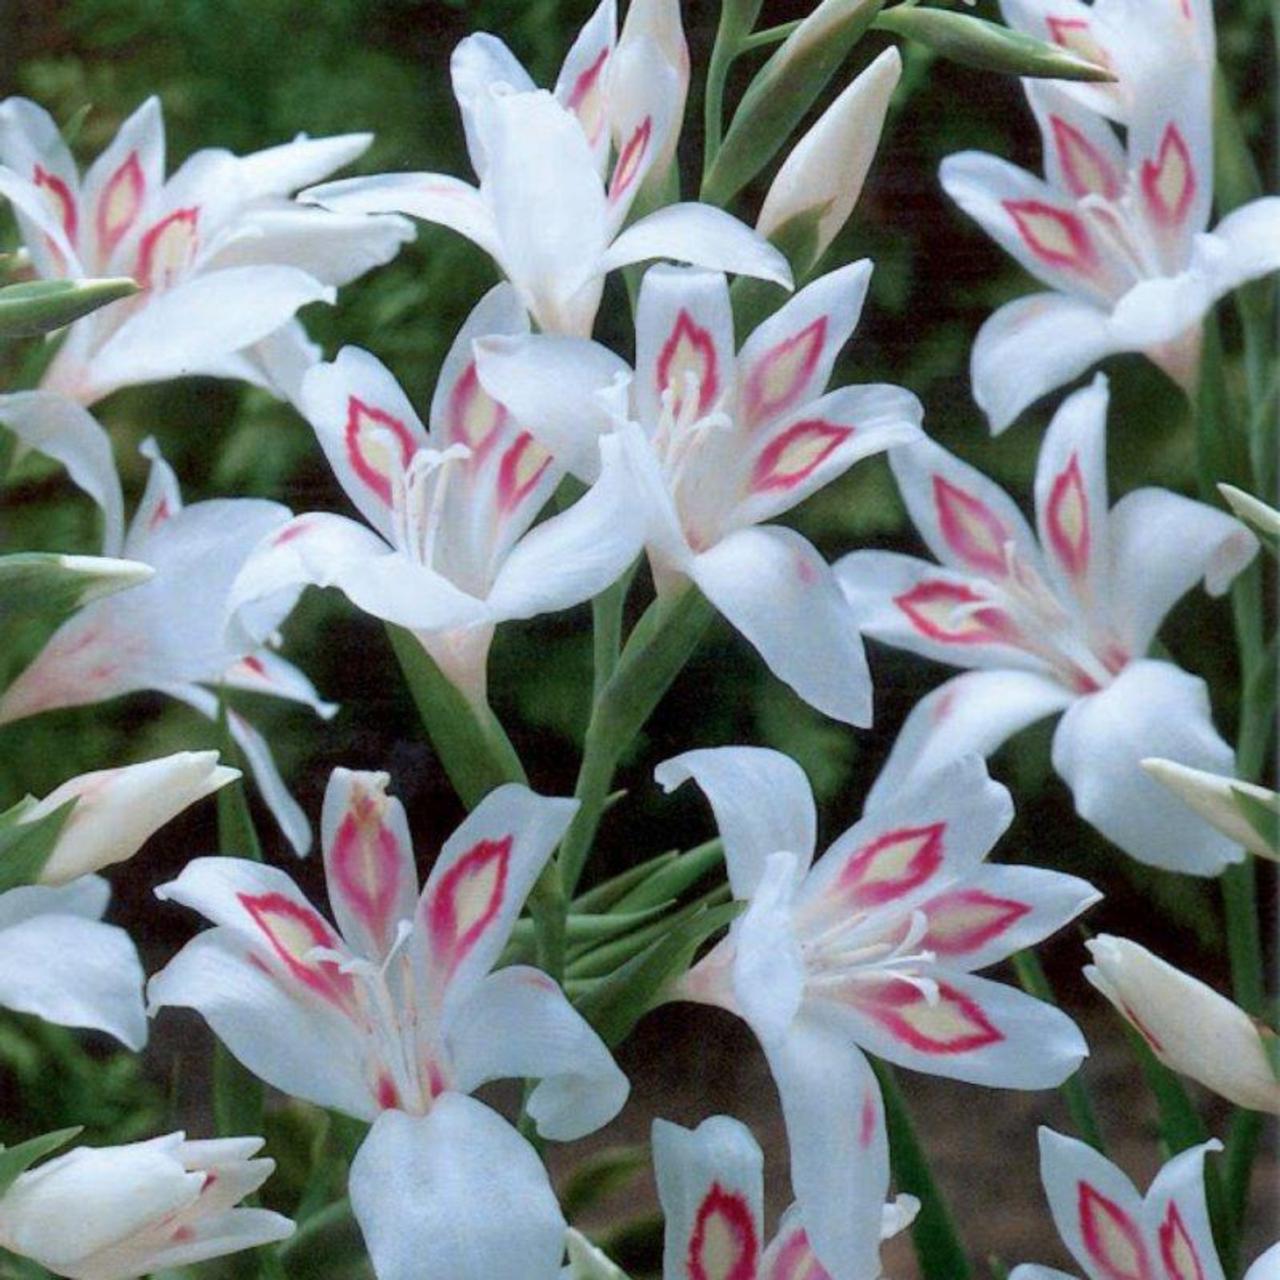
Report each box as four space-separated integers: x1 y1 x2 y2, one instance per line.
1142 757 1279 860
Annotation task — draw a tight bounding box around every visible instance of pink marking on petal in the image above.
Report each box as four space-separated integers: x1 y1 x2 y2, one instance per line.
920 888 1031 956
148 496 172 530
96 150 145 260
425 835 512 979
838 822 946 907
273 520 311 547
1078 1182 1153 1280
1121 999 1166 1054
1003 198 1098 275
444 360 506 457
895 580 1019 647
1046 452 1090 578
1159 1201 1205 1280
609 116 652 204
497 431 552 514
688 1183 758 1280
1050 116 1122 199
567 46 610 146
136 206 199 290
657 308 719 418
331 790 405 948
33 165 78 243
425 1060 449 1100
933 475 1014 577
1141 124 1196 228
742 317 827 428
376 1073 401 1111
751 419 853 493
345 396 418 506
1045 16 1114 72
859 1090 877 1148
854 978 1004 1054
240 655 267 677
767 1228 831 1280
237 892 356 1011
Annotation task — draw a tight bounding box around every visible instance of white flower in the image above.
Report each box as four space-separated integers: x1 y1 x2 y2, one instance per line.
837 375 1258 873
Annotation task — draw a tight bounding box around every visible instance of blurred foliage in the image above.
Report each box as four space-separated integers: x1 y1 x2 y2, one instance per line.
0 3 1274 1242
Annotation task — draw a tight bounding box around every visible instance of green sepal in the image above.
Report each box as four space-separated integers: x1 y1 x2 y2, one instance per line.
702 0 883 207
0 1126 83 1197
0 277 137 339
873 7 1113 80
0 552 152 626
573 852 678 914
0 798 77 893
1231 785 1280 855
614 838 724 912
731 205 828 337
574 900 741 1046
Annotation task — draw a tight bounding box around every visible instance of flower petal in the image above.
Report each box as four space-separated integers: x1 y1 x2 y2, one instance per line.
0 164 82 278
971 292 1119 434
1050 659 1243 874
763 1018 889 1280
448 964 628 1140
1105 489 1257 655
553 0 618 169
651 1115 764 1280
732 850 806 1046
1026 81 1127 206
417 785 578 1010
451 34 538 176
235 131 374 197
1143 1143 1227 1280
349 1096 566 1280
690 524 872 727
0 891 146 1049
1210 196 1280 295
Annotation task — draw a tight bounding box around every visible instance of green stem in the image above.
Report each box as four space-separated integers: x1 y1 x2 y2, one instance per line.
1223 1108 1264 1252
701 4 742 187
871 1059 971 1280
592 564 635 701
1011 951 1106 1153
557 587 716 897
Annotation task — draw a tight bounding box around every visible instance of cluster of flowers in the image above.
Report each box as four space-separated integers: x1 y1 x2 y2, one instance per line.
0 0 1275 1277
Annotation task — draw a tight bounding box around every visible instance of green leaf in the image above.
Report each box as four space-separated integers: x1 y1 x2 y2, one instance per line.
703 0 883 206
1230 785 1280 854
0 1126 82 1197
0 277 138 339
0 552 152 626
573 852 678 914
574 901 741 1046
873 8 1114 79
614 839 724 911
0 799 77 893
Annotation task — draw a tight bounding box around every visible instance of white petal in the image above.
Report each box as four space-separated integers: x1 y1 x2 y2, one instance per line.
448 964 628 1139
651 1115 764 1280
601 201 793 289
553 0 617 169
1105 488 1258 655
1050 659 1243 874
1211 196 1280 293
0 164 82 278
81 96 164 269
864 668 1073 808
236 132 374 196
1142 1143 1226 1280
0 904 146 1048
0 392 124 555
1245 1244 1280 1280
763 1019 889 1280
732 850 805 1046
691 525 872 727
971 292 1119 434
0 875 109 928
655 745 816 897
86 266 335 399
137 1207 296 1275
221 651 338 720
349 1096 566 1280
451 34 537 176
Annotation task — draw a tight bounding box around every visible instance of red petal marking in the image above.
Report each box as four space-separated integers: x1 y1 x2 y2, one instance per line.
920 889 1031 957
933 475 1014 577
497 431 552 514
609 116 652 204
1078 1181 1153 1280
688 1183 759 1280
425 1060 449 1100
345 396 418 506
148 496 172 531
1141 124 1196 228
751 419 853 493
1003 199 1098 275
331 786 405 946
33 165 78 242
273 519 311 547
1045 16 1113 71
96 150 145 260
375 1073 401 1111
853 978 1004 1054
742 317 827 427
859 1089 878 1148
767 1228 832 1280
657 308 720 418
1120 999 1166 1054
1050 116 1122 200
237 892 356 1011
838 822 946 908
425 835 512 979
1159 1202 1205 1280
444 360 506 456
1047 452 1091 578
240 655 267 677
895 580 1018 647
136 206 199 290
567 46 610 146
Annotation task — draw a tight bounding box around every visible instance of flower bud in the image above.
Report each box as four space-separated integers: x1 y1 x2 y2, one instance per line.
757 46 901 275
0 277 138 339
1085 935 1280 1114
0 1132 293 1278
0 553 153 623
611 0 691 181
1141 758 1278 859
20 751 239 885
1219 484 1280 550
